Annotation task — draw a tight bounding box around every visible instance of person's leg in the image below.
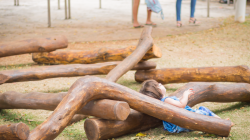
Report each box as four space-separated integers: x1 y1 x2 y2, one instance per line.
133 0 143 27
145 9 156 26
189 0 200 24
176 0 182 27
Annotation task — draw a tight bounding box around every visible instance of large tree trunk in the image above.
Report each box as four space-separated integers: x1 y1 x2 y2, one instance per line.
32 45 161 64
135 65 250 84
0 35 68 58
27 76 232 140
169 82 250 107
0 91 130 121
84 110 162 140
0 123 30 140
0 61 156 85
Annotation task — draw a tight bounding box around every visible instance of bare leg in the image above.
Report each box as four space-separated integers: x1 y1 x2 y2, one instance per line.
145 9 156 26
133 0 143 27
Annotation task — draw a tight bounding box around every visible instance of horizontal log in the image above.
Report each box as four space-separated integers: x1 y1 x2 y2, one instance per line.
84 110 162 140
169 82 250 107
32 45 161 64
27 76 232 140
135 65 250 84
0 35 68 58
0 61 156 84
0 123 30 140
0 91 130 121
69 114 88 126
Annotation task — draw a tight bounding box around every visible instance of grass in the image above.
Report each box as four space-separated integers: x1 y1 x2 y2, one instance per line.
0 15 250 140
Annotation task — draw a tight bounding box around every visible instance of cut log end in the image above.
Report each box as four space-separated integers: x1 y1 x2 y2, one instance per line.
152 45 162 58
84 119 100 140
114 101 130 121
16 123 30 140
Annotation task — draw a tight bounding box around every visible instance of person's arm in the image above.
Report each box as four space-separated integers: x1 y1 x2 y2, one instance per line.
164 89 194 108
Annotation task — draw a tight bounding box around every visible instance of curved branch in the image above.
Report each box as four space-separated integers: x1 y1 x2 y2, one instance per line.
27 76 231 140
0 61 156 84
135 65 250 84
169 82 250 107
0 35 68 58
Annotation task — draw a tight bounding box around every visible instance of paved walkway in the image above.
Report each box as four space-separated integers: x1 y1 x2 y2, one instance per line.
0 0 249 42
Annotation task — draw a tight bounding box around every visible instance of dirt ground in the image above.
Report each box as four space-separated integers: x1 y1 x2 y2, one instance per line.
1 0 250 140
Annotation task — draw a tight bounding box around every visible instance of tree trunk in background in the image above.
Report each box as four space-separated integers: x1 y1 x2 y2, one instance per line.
0 123 30 140
0 35 68 57
32 45 161 64
135 65 250 84
0 91 130 121
0 61 156 85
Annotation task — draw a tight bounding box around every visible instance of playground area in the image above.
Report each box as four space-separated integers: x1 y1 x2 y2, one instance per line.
0 0 250 140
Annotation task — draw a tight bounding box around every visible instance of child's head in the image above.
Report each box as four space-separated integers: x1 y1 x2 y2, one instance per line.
139 79 164 100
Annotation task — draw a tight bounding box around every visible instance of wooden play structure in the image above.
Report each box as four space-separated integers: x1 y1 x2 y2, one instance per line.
1 26 249 140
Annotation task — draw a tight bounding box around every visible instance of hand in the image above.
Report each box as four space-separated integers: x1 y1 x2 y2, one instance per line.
184 88 194 97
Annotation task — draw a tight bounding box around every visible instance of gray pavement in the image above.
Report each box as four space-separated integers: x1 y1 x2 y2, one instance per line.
0 0 249 42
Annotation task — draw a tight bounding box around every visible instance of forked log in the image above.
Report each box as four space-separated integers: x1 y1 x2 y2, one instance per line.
0 61 156 84
169 82 250 107
27 76 232 140
0 91 130 121
0 123 30 140
0 35 68 58
32 45 161 64
135 65 250 84
84 110 161 140
86 82 250 139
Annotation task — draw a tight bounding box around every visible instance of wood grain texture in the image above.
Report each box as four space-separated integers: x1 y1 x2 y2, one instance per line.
169 82 250 107
0 123 30 140
0 35 68 57
32 45 161 64
0 61 156 84
27 76 232 140
135 65 250 84
0 91 130 121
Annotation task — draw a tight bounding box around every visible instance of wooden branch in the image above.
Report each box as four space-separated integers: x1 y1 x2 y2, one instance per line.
68 114 88 126
169 82 250 107
0 35 68 58
106 26 154 82
0 91 130 121
84 110 162 140
0 61 156 84
135 65 250 84
0 123 30 140
27 76 232 140
32 45 161 64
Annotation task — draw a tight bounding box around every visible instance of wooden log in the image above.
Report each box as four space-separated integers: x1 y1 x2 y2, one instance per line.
84 110 162 140
69 114 88 126
106 26 154 82
0 123 30 140
135 65 250 84
0 61 156 84
0 35 68 58
27 76 232 140
32 45 161 65
0 91 130 121
169 82 250 107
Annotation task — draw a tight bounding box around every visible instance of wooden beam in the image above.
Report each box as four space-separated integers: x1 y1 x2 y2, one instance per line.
32 45 161 64
27 76 232 140
0 123 30 140
0 61 156 85
0 91 130 121
0 35 68 58
135 65 250 84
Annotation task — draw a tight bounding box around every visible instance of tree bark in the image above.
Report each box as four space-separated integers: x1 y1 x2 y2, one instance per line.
84 110 162 140
0 123 30 140
32 45 161 64
169 82 250 107
135 65 250 84
0 61 156 85
0 35 68 58
0 91 130 121
27 76 232 140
